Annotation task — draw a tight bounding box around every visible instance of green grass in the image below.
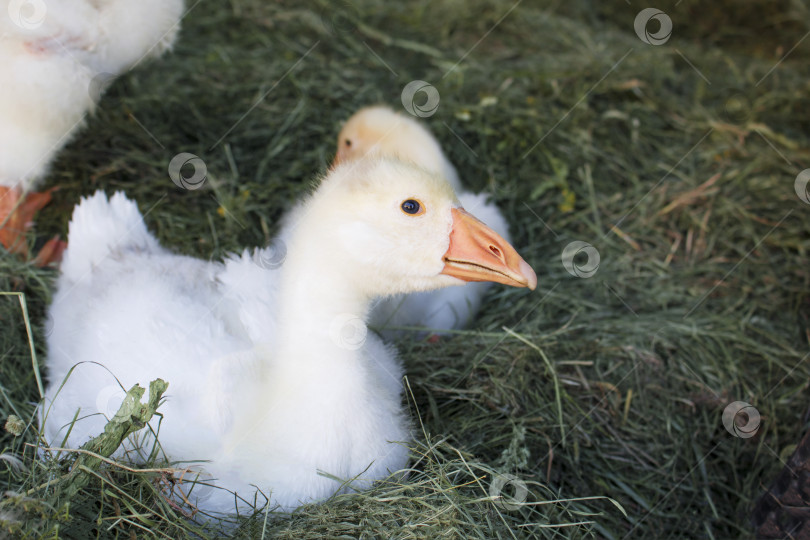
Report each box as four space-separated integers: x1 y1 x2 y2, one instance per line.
2 0 810 537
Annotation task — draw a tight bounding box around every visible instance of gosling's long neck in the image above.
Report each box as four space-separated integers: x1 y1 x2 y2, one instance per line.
225 229 376 454
274 227 372 365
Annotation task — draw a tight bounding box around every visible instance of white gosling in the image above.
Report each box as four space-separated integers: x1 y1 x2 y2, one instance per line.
0 0 184 192
332 105 514 336
43 158 536 515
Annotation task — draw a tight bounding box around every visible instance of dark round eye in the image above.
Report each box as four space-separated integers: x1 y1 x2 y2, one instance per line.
344 139 352 147
401 199 423 215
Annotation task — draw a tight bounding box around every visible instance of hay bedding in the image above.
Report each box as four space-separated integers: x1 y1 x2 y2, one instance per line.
1 0 809 537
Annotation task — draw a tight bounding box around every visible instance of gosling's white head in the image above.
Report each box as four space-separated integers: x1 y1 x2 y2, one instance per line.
289 158 536 299
333 106 445 174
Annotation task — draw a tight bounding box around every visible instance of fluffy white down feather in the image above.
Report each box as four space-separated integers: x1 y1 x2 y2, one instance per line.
44 160 476 514
0 0 184 189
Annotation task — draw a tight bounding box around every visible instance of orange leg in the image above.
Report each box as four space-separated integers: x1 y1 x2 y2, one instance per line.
0 185 66 266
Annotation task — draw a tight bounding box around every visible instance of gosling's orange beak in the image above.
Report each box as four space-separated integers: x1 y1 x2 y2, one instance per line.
441 208 537 290
332 150 343 168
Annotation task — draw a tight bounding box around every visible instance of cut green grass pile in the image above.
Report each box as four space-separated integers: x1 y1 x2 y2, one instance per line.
2 0 810 538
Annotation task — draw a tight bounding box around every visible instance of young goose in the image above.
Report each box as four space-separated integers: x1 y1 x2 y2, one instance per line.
335 105 463 192
0 0 184 255
331 105 513 336
43 159 536 514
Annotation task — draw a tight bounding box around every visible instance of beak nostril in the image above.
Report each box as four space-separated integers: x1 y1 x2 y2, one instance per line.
489 245 502 259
